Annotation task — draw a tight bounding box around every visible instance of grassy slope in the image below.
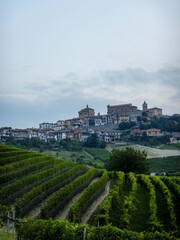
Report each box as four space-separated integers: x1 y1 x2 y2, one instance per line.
160 143 180 150
44 146 180 175
0 228 15 240
147 156 180 174
44 148 110 168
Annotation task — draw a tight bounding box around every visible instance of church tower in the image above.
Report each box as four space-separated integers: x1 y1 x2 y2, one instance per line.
142 101 148 111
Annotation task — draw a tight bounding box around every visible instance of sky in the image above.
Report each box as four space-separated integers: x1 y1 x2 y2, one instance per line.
0 0 180 128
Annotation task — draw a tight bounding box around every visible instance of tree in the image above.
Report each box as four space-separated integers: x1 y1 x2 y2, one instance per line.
119 122 136 130
83 133 106 148
105 147 148 173
89 118 95 126
137 116 142 122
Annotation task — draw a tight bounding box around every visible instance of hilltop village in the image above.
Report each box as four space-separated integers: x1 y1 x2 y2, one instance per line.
0 101 179 143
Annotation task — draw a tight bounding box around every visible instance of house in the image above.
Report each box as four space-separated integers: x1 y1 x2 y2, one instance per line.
147 107 162 117
46 131 56 142
56 120 66 126
38 129 51 142
172 132 180 138
99 129 121 141
142 128 161 137
27 128 39 138
39 122 54 130
11 129 29 139
0 127 12 140
119 115 130 122
73 127 83 141
131 127 142 136
93 113 108 126
70 118 82 128
170 132 180 143
64 119 72 126
56 130 70 141
142 101 162 117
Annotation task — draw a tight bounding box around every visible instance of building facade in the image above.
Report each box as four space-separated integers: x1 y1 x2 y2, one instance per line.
107 103 141 123
78 105 95 119
107 103 138 117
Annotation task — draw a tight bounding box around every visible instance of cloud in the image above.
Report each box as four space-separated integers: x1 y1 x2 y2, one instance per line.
0 67 180 128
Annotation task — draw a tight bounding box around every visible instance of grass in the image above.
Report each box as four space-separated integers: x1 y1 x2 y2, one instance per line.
0 228 15 240
44 147 180 174
159 143 180 150
147 155 180 174
84 147 110 161
43 148 106 168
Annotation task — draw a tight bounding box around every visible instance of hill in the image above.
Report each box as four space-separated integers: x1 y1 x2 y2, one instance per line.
0 144 179 239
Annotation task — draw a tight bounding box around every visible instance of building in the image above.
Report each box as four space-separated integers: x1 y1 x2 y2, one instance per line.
0 127 12 140
146 107 162 117
78 105 95 119
142 101 162 117
93 113 108 126
107 103 138 116
142 101 148 111
39 122 55 129
142 128 161 137
27 128 39 138
99 129 122 142
11 129 29 139
107 103 141 123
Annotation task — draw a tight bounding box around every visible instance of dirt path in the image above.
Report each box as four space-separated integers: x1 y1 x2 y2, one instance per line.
55 193 82 220
55 178 99 220
81 181 110 224
25 204 42 218
25 178 100 219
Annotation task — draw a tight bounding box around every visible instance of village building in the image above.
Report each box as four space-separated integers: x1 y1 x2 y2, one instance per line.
0 101 167 144
107 103 142 124
39 122 55 130
93 113 108 126
0 127 12 140
27 128 39 138
107 103 138 116
11 129 29 139
142 101 162 117
78 105 95 119
170 132 180 143
142 128 162 137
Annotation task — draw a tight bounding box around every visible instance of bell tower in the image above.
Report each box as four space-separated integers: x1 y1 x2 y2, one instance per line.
142 101 148 111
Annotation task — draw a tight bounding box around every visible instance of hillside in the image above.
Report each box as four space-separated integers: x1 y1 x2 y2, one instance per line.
106 143 180 158
0 144 179 239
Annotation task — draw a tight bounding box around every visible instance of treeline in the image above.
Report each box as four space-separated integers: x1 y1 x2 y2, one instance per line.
139 115 180 132
119 115 180 132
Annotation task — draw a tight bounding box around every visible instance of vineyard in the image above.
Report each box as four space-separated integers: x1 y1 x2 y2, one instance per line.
0 144 179 239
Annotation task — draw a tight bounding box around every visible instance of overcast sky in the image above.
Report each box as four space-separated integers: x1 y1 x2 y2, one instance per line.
1 0 180 128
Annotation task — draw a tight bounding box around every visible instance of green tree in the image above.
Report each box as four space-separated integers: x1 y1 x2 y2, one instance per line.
105 147 148 173
83 133 106 148
119 122 136 130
